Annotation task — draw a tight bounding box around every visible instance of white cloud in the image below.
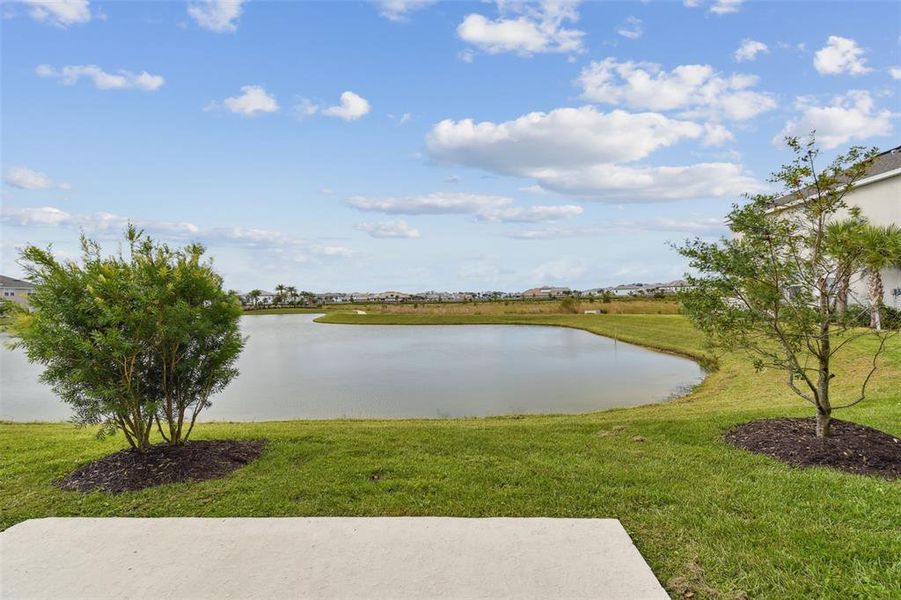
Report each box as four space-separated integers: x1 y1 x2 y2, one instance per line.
1 205 353 259
426 105 760 201
376 0 435 22
211 85 279 116
457 0 585 57
475 204 583 223
315 245 354 258
458 49 475 63
505 217 728 239
36 64 164 91
355 220 421 239
702 122 734 146
397 112 412 125
709 0 743 15
734 39 768 62
682 0 743 14
616 16 643 40
346 192 512 215
776 90 893 150
293 98 320 118
427 106 707 170
346 192 582 223
813 36 871 76
890 67 901 80
322 91 371 121
577 58 776 120
187 0 244 33
17 0 91 27
1 206 198 237
525 162 761 201
4 167 71 191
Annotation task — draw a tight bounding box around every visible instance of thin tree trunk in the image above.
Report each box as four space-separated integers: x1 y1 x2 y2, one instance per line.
835 272 849 317
815 410 831 438
815 355 832 438
868 270 883 331
815 293 832 439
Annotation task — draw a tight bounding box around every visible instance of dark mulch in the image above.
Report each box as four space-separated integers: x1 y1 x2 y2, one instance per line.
57 440 266 493
724 418 900 479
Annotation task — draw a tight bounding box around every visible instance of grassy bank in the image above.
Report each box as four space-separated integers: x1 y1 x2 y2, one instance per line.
244 296 681 317
2 312 899 598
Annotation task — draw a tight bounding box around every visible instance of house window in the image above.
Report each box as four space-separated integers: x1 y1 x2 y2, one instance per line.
3 291 15 297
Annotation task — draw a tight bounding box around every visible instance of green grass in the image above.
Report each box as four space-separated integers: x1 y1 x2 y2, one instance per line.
243 296 682 316
2 313 900 598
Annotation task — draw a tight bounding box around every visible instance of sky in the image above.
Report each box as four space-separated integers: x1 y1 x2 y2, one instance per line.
1 0 899 293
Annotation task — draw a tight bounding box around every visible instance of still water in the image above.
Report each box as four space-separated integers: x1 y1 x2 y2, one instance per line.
1 314 703 421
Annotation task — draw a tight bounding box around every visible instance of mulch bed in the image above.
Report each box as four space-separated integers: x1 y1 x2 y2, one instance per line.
57 440 266 493
724 418 900 479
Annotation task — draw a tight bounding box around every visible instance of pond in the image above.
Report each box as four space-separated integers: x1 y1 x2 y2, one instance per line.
1 314 704 421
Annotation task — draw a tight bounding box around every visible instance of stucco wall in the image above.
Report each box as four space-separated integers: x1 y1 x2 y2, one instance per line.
842 174 901 309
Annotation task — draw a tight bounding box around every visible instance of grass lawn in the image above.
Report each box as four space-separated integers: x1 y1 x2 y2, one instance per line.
2 312 899 598
245 296 682 316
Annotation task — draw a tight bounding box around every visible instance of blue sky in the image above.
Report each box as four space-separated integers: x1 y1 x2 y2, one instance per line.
2 0 899 292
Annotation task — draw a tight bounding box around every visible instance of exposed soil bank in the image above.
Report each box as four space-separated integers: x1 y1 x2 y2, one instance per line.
724 418 900 479
57 440 266 493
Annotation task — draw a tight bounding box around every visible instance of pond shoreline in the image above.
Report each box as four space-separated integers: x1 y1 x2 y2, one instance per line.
2 313 705 423
311 311 717 369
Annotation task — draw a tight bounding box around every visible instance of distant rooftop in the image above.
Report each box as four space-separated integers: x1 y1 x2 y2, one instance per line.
0 275 34 288
774 143 900 207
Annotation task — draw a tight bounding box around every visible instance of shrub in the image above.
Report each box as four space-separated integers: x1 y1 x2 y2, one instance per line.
560 296 581 313
10 227 245 452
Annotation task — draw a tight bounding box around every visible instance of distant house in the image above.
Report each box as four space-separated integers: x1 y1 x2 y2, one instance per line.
522 286 570 299
647 280 690 295
240 290 276 306
608 284 646 297
316 292 350 304
373 291 412 303
0 275 35 307
772 144 901 308
582 288 607 297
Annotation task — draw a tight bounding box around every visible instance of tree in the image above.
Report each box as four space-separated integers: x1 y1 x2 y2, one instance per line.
273 284 287 306
247 289 262 307
857 224 901 331
10 226 245 452
677 136 893 437
824 212 866 317
286 285 298 306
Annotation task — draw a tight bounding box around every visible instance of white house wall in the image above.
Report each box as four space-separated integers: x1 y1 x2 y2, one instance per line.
841 174 901 308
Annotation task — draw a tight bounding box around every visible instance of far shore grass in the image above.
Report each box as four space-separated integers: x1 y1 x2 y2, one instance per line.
244 296 682 316
2 306 899 598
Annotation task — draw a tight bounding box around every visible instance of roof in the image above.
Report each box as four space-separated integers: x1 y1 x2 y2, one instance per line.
0 275 34 288
522 286 569 294
864 145 901 178
773 144 900 207
658 279 688 287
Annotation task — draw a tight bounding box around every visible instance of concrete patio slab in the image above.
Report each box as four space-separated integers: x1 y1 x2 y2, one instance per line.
1 517 668 599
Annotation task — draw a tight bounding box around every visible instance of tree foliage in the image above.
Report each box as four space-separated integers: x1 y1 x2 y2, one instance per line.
10 226 245 452
857 224 901 330
677 136 895 437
